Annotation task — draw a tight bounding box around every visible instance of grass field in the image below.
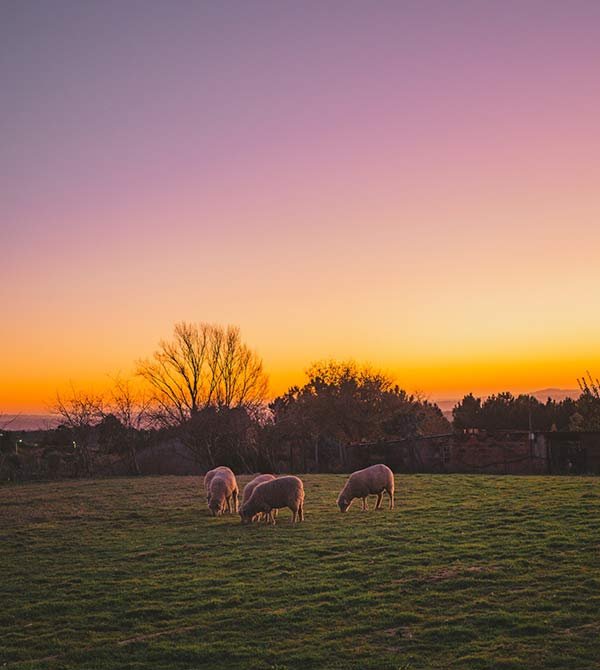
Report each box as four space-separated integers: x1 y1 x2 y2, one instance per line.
1 474 599 670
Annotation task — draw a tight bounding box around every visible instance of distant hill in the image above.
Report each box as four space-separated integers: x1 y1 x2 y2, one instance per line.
435 400 460 414
0 414 59 431
529 388 580 402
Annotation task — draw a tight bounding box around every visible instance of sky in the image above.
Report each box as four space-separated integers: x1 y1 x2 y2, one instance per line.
2 1 600 413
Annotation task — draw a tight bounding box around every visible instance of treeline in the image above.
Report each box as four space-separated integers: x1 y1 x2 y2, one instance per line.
2 321 599 481
24 361 449 478
262 360 450 471
1 322 449 479
453 374 600 432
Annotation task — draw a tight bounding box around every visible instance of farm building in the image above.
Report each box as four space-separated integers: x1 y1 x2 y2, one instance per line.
344 430 600 475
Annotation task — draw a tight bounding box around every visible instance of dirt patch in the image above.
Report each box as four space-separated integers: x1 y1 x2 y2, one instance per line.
116 624 199 645
563 622 600 637
425 564 499 581
383 626 414 640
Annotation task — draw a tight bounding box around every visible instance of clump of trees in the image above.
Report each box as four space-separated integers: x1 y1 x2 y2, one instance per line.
452 375 600 432
50 378 152 478
136 322 268 424
34 325 451 476
574 372 600 431
264 361 450 471
136 322 269 470
40 322 270 477
10 318 599 480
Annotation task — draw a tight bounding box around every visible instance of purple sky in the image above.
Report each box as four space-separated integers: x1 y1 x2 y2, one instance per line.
2 1 600 411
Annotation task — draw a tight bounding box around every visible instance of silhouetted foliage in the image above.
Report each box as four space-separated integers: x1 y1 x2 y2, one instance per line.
576 371 600 430
106 377 152 474
182 405 258 470
452 393 483 430
453 391 584 432
52 387 104 476
268 361 451 471
36 335 600 479
137 322 268 426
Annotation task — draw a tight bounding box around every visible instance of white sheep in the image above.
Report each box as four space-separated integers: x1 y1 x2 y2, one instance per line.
337 463 394 512
208 468 239 516
240 475 304 524
204 466 234 505
242 474 278 523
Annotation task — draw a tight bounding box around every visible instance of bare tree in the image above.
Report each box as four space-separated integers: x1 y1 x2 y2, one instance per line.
215 325 269 411
137 322 210 425
578 370 600 399
137 322 268 426
52 386 104 476
106 376 152 474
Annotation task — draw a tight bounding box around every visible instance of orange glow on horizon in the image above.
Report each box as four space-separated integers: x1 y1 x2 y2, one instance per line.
3 345 597 414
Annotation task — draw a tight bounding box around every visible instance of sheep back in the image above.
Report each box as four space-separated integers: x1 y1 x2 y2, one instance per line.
242 474 276 506
241 475 304 521
208 468 238 515
204 466 234 501
338 464 394 505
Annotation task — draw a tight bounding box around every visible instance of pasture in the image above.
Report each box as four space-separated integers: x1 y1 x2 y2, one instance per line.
1 474 599 669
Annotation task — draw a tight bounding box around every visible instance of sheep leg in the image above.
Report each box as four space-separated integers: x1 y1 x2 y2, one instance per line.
298 503 304 522
362 497 369 511
375 492 383 509
291 507 298 523
232 489 238 513
388 490 394 509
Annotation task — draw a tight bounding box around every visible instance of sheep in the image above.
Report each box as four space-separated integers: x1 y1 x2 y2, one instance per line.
337 463 394 512
242 474 278 523
204 466 233 505
207 467 239 516
240 475 304 525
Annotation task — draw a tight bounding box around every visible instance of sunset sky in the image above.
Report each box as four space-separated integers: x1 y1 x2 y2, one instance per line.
2 1 600 413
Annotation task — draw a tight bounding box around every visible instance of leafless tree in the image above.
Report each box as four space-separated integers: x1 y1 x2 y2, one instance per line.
578 370 600 399
109 377 152 429
106 376 152 474
137 322 268 426
52 386 104 476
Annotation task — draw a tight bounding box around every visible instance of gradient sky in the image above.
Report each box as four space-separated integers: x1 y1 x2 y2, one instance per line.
2 1 600 413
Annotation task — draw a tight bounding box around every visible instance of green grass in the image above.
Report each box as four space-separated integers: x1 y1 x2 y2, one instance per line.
1 474 599 669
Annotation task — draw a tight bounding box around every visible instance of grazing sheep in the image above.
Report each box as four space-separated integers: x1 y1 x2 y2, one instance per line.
208 468 239 516
242 474 278 523
204 466 234 504
240 475 304 525
337 464 394 512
